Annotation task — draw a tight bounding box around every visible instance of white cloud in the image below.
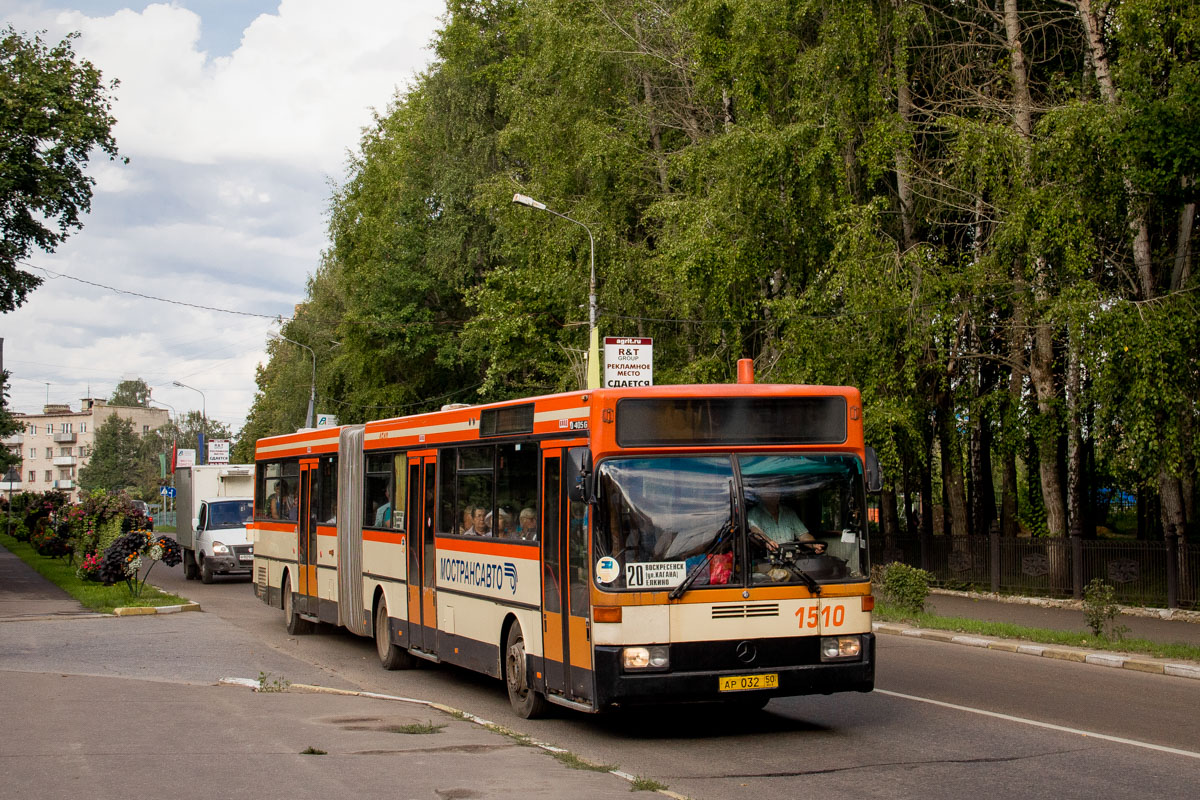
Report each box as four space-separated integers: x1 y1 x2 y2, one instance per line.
2 1 445 432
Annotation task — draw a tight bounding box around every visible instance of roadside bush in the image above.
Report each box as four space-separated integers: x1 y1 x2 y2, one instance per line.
874 562 933 614
29 519 73 559
1083 578 1129 641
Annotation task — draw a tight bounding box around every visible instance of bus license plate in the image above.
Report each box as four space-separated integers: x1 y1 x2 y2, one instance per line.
718 673 778 692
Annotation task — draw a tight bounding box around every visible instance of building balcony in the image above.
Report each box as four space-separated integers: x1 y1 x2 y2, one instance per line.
53 479 74 490
2 433 22 445
53 432 77 443
52 456 77 467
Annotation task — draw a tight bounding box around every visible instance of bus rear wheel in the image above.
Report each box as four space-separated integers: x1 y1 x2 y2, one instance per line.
504 623 548 719
283 575 312 636
374 599 415 670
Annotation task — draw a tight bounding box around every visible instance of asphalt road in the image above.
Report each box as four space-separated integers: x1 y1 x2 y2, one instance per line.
4 558 1197 799
105 561 1199 800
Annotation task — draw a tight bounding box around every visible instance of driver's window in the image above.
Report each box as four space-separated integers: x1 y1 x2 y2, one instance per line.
198 504 207 530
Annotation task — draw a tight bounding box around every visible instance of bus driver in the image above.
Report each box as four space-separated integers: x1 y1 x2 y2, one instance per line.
747 488 825 555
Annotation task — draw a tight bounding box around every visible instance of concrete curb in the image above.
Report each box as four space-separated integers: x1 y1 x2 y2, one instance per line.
929 587 1200 624
113 602 201 616
218 678 687 800
874 620 1200 680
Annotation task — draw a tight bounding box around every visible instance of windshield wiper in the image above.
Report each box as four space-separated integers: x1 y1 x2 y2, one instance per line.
668 519 733 600
669 485 736 601
771 545 822 594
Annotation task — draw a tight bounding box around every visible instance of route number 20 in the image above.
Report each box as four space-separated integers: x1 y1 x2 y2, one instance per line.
794 604 845 630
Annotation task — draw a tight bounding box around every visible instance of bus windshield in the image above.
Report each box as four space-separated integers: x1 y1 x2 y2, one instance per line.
595 454 868 591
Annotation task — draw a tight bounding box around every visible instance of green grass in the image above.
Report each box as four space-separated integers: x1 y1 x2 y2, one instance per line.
875 602 1200 662
0 532 190 614
385 721 446 734
550 750 617 772
631 776 669 792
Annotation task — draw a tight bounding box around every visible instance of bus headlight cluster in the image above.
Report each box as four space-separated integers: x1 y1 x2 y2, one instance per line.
820 636 862 661
622 645 669 671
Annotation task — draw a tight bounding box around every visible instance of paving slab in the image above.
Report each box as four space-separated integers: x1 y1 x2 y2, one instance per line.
0 545 91 620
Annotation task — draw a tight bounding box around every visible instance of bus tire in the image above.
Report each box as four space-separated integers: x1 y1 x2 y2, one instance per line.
374 598 415 670
199 555 214 584
504 623 548 719
283 575 312 636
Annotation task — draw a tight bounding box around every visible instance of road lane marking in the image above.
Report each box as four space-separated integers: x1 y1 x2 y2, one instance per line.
876 689 1200 760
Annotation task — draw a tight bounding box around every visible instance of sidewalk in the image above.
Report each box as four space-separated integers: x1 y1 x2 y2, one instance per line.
869 588 1200 681
926 589 1200 648
0 670 642 800
0 544 94 620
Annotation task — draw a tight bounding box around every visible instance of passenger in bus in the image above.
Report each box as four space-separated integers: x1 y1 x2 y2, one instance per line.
374 484 393 527
283 484 298 520
492 507 514 538
517 507 537 540
459 506 475 535
465 506 490 536
748 489 824 554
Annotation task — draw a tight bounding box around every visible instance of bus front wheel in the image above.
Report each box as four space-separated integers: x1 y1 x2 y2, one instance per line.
504 623 548 719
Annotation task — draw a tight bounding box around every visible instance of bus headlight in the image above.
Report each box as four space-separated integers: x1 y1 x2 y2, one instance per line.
622 645 669 671
820 635 862 661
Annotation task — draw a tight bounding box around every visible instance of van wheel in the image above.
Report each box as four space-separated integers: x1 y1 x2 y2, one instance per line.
183 549 199 580
374 599 415 670
504 623 548 719
199 555 214 584
283 575 312 635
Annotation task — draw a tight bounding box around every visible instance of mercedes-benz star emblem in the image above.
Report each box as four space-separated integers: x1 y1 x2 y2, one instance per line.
735 641 757 664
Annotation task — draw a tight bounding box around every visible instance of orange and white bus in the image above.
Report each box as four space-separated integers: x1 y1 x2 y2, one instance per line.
251 366 879 717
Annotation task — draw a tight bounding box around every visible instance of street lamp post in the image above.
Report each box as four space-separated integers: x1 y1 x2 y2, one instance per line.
172 381 206 465
512 193 600 389
275 334 316 429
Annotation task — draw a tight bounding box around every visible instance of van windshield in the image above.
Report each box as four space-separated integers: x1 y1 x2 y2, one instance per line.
209 500 254 530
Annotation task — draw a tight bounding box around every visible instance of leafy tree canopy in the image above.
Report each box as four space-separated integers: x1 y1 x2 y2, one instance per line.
0 27 123 311
109 378 150 407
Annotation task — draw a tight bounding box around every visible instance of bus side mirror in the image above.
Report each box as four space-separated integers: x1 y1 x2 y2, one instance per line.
864 446 883 494
566 448 593 503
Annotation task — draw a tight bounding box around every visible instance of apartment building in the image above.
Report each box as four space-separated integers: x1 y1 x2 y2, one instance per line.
1 399 169 504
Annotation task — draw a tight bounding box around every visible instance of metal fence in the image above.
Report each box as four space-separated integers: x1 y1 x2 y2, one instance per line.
870 535 1200 610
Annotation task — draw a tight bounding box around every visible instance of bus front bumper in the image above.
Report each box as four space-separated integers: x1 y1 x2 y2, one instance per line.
591 632 875 709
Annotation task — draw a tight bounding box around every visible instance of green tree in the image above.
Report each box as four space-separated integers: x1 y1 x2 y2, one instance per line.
109 378 151 407
0 27 123 311
78 415 141 494
0 371 22 474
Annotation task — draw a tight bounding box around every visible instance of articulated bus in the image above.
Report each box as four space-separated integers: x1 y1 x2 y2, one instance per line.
251 367 879 718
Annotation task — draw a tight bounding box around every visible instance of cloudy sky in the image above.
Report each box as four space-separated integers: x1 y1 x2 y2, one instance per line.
1 0 445 433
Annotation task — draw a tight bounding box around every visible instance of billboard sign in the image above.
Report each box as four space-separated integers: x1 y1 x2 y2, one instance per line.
604 337 653 388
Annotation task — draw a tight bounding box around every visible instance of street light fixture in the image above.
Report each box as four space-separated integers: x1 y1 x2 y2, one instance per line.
274 333 317 429
512 193 600 389
172 380 206 465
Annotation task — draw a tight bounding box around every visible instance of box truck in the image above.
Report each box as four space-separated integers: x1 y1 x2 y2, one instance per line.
175 464 255 583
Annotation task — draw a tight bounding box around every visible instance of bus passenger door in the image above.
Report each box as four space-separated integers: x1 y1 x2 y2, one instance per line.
407 455 438 654
540 452 566 695
541 447 593 705
297 459 318 615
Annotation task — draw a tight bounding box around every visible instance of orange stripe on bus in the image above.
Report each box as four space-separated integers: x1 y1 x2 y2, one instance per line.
436 537 540 559
363 530 404 544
